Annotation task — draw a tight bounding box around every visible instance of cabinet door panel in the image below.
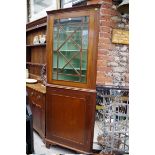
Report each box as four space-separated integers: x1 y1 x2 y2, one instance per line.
47 94 86 144
46 87 96 152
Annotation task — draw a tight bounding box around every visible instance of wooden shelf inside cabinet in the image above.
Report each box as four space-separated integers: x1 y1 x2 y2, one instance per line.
26 62 46 66
26 43 46 47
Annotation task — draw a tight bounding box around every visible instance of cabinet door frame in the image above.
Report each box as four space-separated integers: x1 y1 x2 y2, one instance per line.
46 6 100 89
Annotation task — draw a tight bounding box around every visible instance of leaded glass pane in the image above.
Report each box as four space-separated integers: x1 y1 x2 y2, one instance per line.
52 16 89 83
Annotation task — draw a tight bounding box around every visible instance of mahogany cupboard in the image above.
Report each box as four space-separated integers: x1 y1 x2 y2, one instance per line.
45 4 101 153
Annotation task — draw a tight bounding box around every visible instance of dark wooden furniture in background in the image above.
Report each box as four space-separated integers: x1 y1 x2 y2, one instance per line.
26 18 47 141
26 84 46 142
26 17 47 81
46 4 101 153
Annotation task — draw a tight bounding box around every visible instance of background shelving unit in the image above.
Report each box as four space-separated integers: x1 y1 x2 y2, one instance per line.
26 20 47 82
26 17 47 141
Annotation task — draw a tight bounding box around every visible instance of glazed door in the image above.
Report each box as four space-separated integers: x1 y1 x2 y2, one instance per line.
47 8 99 89
52 16 88 83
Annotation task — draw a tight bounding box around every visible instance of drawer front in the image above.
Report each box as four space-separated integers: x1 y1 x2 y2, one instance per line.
35 91 44 108
26 87 44 108
27 87 35 101
26 87 45 138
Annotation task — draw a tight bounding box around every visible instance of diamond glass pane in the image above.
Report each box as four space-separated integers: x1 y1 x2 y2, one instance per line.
52 16 89 83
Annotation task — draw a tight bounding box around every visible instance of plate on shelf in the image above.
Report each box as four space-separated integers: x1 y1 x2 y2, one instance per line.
26 78 37 84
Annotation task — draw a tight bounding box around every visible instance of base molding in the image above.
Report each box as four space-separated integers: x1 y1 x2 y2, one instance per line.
45 138 92 154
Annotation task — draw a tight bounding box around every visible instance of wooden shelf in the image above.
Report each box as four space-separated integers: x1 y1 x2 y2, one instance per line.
26 23 47 32
26 43 46 47
26 62 46 66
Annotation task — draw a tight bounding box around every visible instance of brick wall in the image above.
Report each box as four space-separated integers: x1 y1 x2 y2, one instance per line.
88 0 129 87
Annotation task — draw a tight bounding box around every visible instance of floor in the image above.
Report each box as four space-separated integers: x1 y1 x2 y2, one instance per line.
33 131 76 154
33 122 101 155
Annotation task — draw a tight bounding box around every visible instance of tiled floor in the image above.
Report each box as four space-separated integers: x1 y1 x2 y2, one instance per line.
33 122 101 155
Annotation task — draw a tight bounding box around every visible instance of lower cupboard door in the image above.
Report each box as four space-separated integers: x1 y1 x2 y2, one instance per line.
46 87 96 153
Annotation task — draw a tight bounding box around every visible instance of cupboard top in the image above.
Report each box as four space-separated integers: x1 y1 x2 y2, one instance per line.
46 4 101 15
26 83 46 94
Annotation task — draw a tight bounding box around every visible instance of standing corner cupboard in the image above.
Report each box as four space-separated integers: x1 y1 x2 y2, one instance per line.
45 4 101 153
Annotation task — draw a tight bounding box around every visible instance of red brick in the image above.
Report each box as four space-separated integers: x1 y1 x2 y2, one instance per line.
98 43 111 50
101 3 112 9
97 53 104 57
97 66 106 71
110 20 117 28
100 20 111 26
102 54 111 59
97 74 104 79
100 26 111 33
96 80 106 84
97 66 102 71
98 53 107 57
105 77 113 83
105 77 112 80
97 55 104 61
98 49 109 55
97 74 105 82
97 70 104 74
105 82 113 86
97 60 103 66
99 38 111 44
99 32 111 38
100 8 111 15
96 81 105 85
97 73 105 78
107 56 113 61
100 15 111 21
108 44 115 51
111 9 120 16
103 67 112 72
97 60 107 67
98 66 110 72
